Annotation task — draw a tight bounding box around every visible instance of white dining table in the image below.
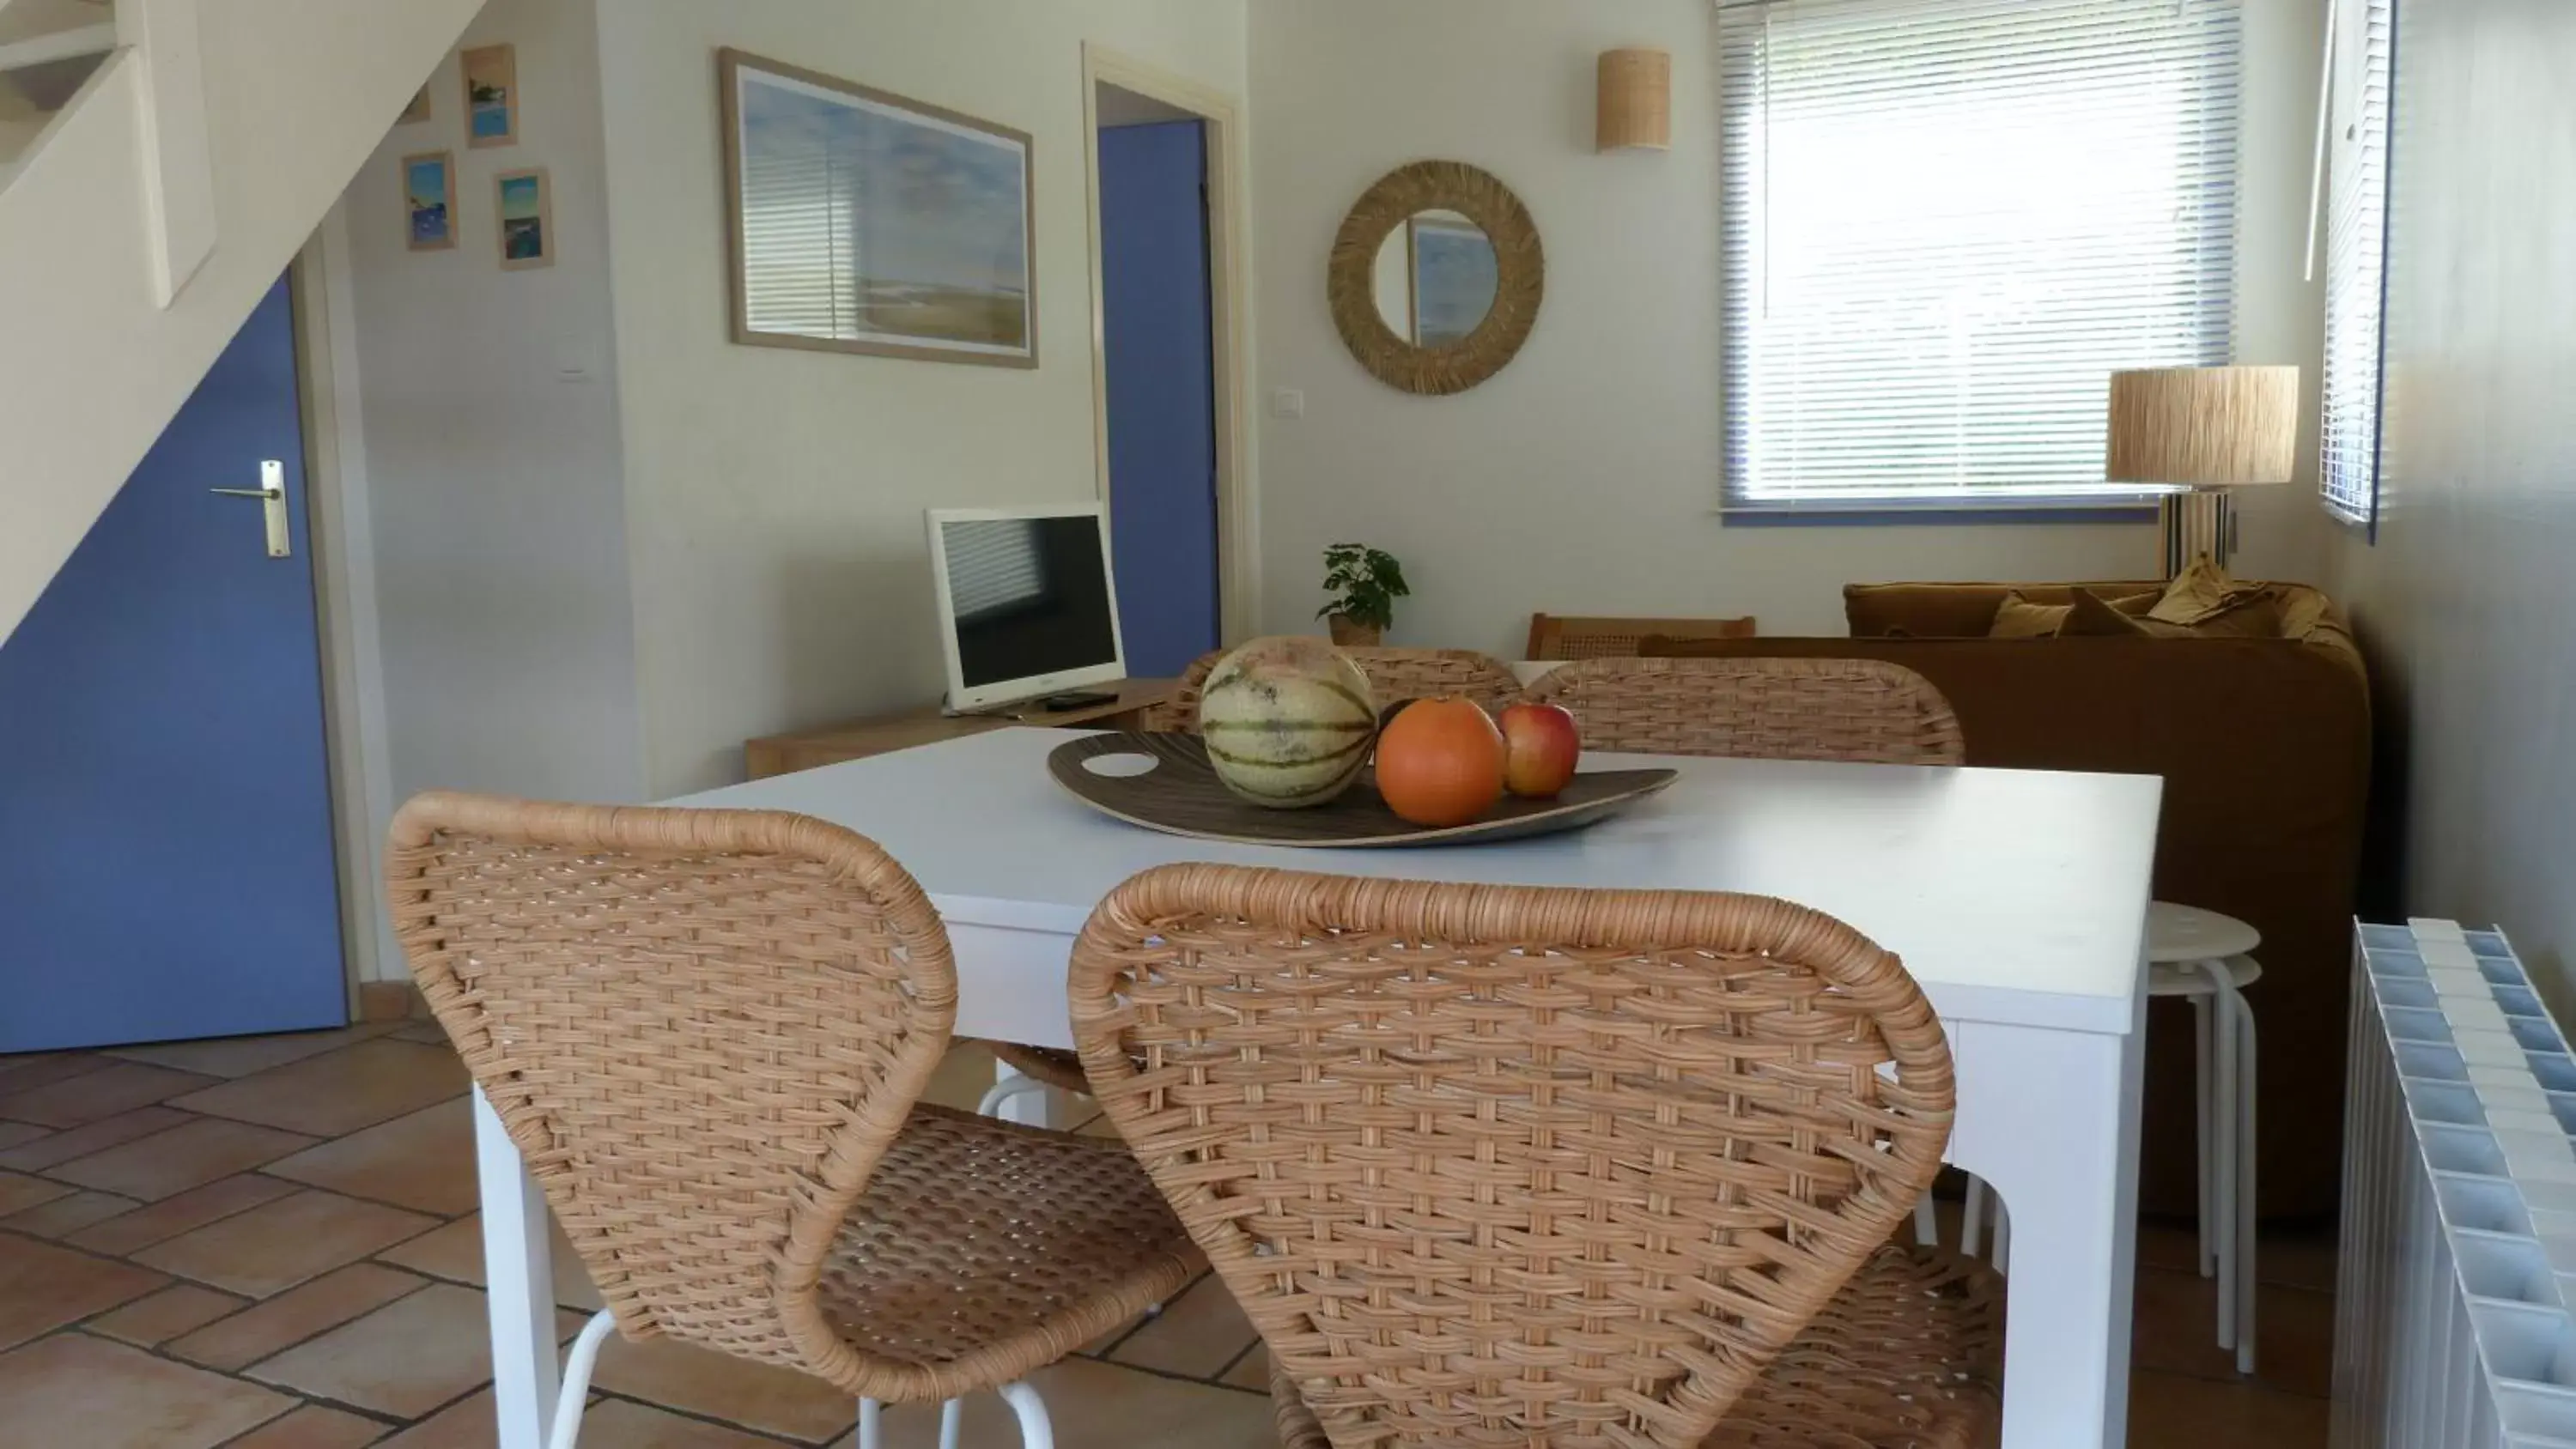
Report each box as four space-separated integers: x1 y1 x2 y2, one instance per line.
471 726 2161 1449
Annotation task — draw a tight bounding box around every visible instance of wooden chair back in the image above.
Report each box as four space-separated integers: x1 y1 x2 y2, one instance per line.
1526 656 1966 765
1069 863 1955 1448
1527 612 1756 661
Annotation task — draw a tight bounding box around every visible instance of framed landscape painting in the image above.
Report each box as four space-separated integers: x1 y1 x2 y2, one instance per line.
719 48 1036 367
461 44 518 148
495 167 552 270
1408 212 1499 347
404 151 455 251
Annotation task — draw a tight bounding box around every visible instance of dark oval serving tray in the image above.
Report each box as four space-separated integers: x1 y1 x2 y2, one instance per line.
1045 732 1677 848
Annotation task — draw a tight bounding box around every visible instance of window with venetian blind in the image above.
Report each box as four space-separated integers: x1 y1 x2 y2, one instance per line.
1718 0 2245 514
2318 0 2394 529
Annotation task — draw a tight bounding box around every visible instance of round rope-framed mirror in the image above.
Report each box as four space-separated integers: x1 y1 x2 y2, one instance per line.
1327 161 1543 396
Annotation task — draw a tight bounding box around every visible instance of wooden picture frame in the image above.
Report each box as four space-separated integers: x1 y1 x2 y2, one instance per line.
719 47 1037 367
461 43 518 149
402 150 456 252
494 167 553 270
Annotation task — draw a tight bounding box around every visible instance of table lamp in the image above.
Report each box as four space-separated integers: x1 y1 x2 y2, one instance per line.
2105 366 2299 576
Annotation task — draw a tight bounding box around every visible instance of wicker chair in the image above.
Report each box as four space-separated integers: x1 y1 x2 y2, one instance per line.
1528 656 1967 765
1142 645 1522 731
1527 611 1757 660
385 793 1200 1449
1069 864 2003 1448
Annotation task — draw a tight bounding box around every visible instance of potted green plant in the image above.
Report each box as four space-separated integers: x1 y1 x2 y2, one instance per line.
1316 543 1410 647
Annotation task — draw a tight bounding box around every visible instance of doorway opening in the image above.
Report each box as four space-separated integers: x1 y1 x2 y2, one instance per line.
1082 48 1251 677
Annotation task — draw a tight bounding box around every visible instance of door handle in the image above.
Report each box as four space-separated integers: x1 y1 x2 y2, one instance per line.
209 460 290 558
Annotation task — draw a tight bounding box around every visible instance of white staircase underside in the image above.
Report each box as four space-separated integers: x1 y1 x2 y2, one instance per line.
0 0 480 647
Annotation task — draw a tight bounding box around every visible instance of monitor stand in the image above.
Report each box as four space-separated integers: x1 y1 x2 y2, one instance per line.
1032 689 1118 712
941 684 1126 720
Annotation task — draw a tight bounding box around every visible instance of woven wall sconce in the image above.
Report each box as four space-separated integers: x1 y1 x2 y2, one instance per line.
1596 48 1671 152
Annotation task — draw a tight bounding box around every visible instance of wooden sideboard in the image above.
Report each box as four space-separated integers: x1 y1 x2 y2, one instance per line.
743 676 1178 779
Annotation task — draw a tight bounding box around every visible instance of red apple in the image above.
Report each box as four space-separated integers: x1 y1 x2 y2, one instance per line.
1498 701 1581 798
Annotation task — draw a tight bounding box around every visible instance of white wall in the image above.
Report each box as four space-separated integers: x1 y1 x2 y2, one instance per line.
339 0 645 811
2324 0 2576 997
1249 0 2328 655
0 0 481 646
592 0 1249 795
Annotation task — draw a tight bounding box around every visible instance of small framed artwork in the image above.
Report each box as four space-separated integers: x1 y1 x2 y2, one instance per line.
719 48 1036 367
461 43 518 148
403 151 456 252
1407 212 1499 348
495 167 553 270
398 85 433 124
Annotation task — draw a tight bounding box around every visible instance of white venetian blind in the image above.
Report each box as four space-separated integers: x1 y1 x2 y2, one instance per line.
942 520 1045 621
738 79 862 338
1719 0 2244 512
2318 0 2393 527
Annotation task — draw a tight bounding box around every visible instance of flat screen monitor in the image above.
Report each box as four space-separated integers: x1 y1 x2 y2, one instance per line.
926 504 1127 712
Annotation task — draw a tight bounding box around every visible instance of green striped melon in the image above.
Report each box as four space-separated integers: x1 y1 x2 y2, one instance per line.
1197 636 1377 809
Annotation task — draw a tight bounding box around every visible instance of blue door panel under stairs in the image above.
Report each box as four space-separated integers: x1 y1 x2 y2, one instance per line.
0 277 345 1052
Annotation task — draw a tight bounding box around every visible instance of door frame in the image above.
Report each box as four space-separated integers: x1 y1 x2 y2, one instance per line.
290 203 399 1006
1080 44 1257 648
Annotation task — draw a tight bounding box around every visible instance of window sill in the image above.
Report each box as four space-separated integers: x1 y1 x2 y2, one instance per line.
1718 504 2160 528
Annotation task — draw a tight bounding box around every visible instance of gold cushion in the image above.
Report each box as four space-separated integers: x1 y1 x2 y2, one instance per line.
2148 556 2271 626
2059 590 2154 637
1986 591 2070 639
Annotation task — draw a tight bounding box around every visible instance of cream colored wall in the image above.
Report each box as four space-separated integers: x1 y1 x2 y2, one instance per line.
592 0 1249 796
1371 226 1409 339
339 0 645 813
2323 0 2576 997
1249 0 2327 654
0 0 481 646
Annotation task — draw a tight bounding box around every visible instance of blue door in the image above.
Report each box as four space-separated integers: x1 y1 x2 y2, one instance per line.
0 277 345 1051
1099 119 1221 678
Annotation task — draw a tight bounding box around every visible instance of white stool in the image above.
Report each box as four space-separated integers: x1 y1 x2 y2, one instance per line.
1925 901 2263 1373
2147 900 2261 1374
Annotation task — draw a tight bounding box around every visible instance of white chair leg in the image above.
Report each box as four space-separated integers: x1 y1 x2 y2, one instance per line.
2205 959 2240 1355
2233 960 2259 1374
545 1310 617 1449
999 1379 1054 1449
1960 1174 1986 1256
977 1075 1050 1118
856 1398 882 1449
2194 991 2215 1277
939 1397 963 1449
1914 1190 1938 1247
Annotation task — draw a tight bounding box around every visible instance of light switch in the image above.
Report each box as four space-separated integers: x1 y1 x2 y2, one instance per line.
1270 388 1306 419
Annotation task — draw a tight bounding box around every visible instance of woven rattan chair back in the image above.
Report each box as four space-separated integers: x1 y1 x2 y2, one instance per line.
1525 611 1757 660
1139 650 1225 731
1527 656 1966 765
385 792 956 1381
1068 864 1958 1449
1144 646 1523 732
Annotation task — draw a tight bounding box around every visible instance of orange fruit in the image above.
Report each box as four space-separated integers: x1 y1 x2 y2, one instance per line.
1373 696 1506 828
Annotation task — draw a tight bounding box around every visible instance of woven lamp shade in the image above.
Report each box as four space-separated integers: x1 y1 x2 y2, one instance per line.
2105 366 2299 488
1596 48 1670 152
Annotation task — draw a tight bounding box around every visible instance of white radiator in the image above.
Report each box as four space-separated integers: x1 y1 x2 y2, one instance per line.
2334 919 2576 1447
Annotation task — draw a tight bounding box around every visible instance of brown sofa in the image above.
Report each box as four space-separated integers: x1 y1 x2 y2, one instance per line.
1647 580 2371 1220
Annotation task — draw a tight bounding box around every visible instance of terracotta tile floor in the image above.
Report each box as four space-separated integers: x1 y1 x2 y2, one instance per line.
0 1028 2335 1447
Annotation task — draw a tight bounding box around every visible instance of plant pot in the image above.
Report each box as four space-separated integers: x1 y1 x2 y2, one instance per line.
1327 615 1382 647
